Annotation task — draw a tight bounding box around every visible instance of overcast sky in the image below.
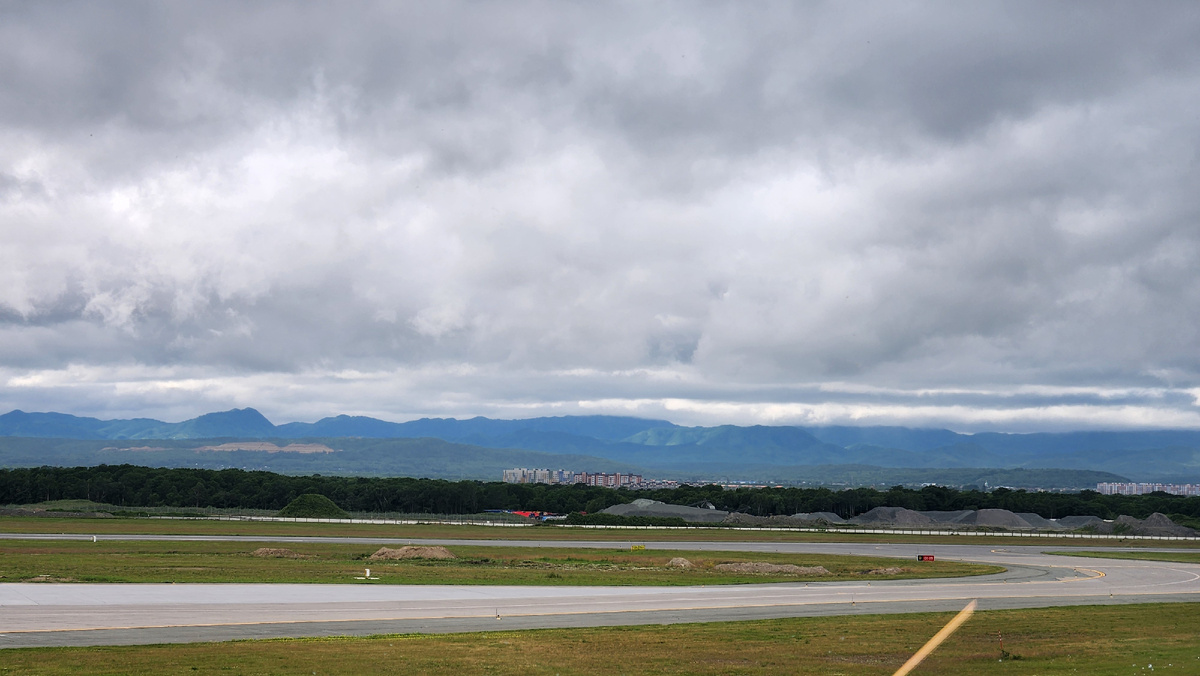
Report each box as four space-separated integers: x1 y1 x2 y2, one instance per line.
2 2 1199 431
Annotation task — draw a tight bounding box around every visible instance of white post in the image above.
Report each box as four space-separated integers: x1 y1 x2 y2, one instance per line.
365 568 370 578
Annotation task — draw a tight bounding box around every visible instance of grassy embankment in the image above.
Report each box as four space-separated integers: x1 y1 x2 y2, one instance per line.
0 540 998 585
4 514 1198 548
2 603 1197 675
1048 549 1200 565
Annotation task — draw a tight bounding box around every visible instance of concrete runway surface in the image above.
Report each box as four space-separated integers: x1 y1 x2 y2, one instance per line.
2 534 1198 648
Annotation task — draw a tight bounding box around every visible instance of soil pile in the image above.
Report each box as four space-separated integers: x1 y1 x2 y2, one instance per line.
369 546 456 560
713 562 831 575
850 506 934 526
666 557 694 569
250 547 307 558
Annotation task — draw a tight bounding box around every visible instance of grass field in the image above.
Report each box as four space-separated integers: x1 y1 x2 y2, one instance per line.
1048 549 1200 565
0 539 998 585
5 514 1197 548
1 603 1196 674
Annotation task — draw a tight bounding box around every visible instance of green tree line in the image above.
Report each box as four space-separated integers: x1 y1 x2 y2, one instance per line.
2 465 1199 520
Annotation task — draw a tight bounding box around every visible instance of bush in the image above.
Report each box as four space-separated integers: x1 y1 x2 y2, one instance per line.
276 493 349 519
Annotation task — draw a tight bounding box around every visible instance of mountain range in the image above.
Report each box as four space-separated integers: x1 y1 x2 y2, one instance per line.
1 407 1198 483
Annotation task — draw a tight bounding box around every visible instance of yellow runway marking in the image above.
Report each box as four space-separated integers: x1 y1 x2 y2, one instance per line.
892 600 976 676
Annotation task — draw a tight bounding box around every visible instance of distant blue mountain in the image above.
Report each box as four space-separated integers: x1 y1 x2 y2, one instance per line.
275 414 673 442
1 408 1198 480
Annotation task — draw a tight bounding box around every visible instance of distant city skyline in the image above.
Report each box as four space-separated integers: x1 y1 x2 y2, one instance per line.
2 3 1200 433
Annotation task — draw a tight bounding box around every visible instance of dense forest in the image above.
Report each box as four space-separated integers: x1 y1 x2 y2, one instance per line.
2 464 1198 521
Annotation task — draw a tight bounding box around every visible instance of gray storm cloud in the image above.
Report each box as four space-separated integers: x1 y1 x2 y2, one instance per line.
1 1 1199 429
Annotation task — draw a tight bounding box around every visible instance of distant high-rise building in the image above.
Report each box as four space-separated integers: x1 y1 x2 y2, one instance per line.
1096 482 1200 497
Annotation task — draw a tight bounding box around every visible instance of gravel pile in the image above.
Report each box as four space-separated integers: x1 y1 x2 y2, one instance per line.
1140 512 1195 536
666 557 694 569
603 498 729 523
850 506 934 526
1056 515 1104 529
920 510 974 523
1107 513 1197 537
792 512 846 524
1015 512 1064 530
951 509 1033 529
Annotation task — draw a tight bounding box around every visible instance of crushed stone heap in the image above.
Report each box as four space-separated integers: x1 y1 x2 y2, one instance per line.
602 498 729 523
850 506 934 526
791 511 846 524
951 509 1034 529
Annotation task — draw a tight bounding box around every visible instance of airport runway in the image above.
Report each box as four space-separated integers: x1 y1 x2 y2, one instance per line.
2 535 1199 648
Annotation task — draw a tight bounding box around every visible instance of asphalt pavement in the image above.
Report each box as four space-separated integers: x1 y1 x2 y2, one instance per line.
2 534 1198 648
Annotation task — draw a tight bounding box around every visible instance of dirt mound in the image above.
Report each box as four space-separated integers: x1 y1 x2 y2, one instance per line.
666 557 694 569
250 547 307 558
369 546 456 560
851 506 934 526
866 567 906 575
713 562 831 575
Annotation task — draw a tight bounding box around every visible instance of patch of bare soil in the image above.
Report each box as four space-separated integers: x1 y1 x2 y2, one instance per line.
713 562 830 575
24 575 76 583
866 567 906 575
197 442 336 454
250 547 309 559
666 557 694 569
369 546 457 561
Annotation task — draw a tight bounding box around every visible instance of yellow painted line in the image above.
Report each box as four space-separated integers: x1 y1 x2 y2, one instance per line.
893 600 976 676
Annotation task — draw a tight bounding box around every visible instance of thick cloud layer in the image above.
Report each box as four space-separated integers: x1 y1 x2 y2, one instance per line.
2 2 1199 430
